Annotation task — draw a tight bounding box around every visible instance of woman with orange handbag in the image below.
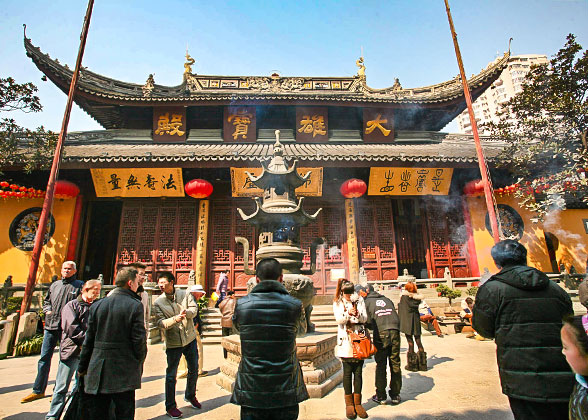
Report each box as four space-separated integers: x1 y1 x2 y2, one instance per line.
333 278 369 419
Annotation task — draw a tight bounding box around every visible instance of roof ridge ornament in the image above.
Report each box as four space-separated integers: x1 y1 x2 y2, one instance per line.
356 56 366 79
142 74 155 97
184 51 195 77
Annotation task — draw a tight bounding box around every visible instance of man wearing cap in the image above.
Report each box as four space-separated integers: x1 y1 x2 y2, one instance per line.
178 285 208 379
360 284 403 405
154 272 201 419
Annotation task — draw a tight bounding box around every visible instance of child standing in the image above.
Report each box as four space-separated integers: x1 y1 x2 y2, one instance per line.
561 315 588 419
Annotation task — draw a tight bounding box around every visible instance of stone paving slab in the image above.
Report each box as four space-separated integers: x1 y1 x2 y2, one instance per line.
0 334 512 420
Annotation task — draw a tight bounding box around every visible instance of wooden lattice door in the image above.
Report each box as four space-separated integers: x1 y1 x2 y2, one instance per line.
356 199 398 281
425 198 471 278
300 201 347 295
115 200 198 284
208 200 256 296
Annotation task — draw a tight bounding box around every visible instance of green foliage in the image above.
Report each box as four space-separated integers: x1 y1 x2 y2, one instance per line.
466 287 479 297
436 284 462 307
14 334 43 357
0 296 23 319
0 77 58 174
486 34 588 218
197 296 209 312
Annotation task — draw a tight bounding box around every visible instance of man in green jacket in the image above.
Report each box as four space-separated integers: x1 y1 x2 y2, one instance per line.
473 240 574 420
154 271 201 419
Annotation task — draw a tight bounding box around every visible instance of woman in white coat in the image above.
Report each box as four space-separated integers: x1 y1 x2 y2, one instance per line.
333 279 369 419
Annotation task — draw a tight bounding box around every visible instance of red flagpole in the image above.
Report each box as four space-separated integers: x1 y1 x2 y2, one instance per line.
444 0 500 244
20 0 95 315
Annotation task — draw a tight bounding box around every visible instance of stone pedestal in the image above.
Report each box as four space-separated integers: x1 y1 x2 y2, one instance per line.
217 332 342 398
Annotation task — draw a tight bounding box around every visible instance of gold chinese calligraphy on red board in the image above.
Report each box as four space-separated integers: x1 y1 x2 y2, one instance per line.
363 108 394 142
91 168 185 197
153 107 186 142
296 107 328 142
223 106 256 142
230 167 323 197
368 167 453 195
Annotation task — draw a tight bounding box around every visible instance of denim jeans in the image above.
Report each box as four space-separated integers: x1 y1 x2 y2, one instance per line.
46 357 79 419
33 329 60 394
165 339 198 410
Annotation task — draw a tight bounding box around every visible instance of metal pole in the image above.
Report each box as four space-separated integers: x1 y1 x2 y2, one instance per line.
443 0 500 243
20 0 95 314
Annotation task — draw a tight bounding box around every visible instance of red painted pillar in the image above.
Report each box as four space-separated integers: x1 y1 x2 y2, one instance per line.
462 197 480 277
66 195 83 262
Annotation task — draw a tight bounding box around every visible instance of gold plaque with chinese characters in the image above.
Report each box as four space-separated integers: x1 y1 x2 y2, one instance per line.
153 107 186 142
224 106 256 142
91 168 185 197
230 167 323 197
296 107 328 142
363 108 394 142
368 167 453 195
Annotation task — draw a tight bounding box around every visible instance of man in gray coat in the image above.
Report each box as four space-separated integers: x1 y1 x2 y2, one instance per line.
78 267 147 420
22 261 83 403
154 271 201 419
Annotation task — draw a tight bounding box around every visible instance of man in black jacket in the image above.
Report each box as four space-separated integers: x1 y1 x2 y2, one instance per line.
22 261 83 403
230 258 309 420
79 267 147 420
361 284 402 405
46 279 101 420
473 240 574 420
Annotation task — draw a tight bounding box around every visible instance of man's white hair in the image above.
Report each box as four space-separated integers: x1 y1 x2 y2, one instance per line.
62 260 77 270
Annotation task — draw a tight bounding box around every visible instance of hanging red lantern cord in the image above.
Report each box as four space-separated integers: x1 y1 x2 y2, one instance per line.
184 179 213 199
340 178 367 198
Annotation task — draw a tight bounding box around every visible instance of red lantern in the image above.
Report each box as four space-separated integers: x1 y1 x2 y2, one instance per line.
55 180 80 199
184 179 213 199
340 178 367 198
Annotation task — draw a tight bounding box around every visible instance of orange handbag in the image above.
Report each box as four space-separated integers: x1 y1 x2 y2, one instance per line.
348 327 377 360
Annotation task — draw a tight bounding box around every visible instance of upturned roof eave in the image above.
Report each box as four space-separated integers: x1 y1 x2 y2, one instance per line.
24 35 509 108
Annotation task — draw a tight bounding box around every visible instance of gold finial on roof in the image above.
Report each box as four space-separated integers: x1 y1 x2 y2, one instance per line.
356 56 365 78
184 50 195 76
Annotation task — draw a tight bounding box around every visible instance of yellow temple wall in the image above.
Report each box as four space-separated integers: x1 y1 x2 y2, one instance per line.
542 208 588 273
0 198 76 285
466 195 552 275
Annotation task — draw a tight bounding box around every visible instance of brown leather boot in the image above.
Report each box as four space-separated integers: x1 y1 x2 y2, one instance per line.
353 393 368 418
404 351 418 372
417 351 428 371
344 394 357 419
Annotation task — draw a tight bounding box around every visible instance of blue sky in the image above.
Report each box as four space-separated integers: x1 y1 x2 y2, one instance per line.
1 0 586 132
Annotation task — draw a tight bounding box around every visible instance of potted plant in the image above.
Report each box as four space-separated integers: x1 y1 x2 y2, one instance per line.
436 284 462 316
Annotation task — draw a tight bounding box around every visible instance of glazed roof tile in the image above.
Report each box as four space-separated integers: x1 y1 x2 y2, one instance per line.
62 132 507 165
25 34 509 130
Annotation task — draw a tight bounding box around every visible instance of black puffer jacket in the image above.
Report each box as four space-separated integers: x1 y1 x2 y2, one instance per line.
230 280 309 409
43 276 83 331
473 265 574 402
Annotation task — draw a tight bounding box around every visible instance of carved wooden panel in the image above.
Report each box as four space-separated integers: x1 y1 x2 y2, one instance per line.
356 199 398 281
208 200 256 295
115 200 198 284
425 199 470 278
300 201 347 295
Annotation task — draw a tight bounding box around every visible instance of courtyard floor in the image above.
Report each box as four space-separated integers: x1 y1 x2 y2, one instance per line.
0 333 512 420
